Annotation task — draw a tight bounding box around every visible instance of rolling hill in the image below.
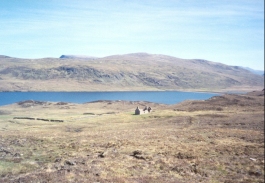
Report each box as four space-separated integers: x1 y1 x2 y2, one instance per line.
239 66 264 75
0 53 263 92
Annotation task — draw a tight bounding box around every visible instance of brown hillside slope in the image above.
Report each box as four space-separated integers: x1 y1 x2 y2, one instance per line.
0 53 263 91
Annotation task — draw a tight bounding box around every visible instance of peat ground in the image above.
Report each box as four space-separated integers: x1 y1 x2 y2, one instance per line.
0 90 264 182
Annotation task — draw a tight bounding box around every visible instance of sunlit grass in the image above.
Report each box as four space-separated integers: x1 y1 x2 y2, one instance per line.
0 94 264 182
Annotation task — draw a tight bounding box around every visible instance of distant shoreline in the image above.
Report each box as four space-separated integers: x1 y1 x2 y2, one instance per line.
0 90 220 106
0 89 254 94
0 90 236 94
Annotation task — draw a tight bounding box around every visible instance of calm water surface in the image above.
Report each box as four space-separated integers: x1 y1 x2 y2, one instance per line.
0 91 219 106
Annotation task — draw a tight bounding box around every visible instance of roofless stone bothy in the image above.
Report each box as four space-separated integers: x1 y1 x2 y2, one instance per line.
135 106 152 115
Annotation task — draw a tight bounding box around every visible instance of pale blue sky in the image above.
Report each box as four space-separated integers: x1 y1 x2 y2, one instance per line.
0 0 264 70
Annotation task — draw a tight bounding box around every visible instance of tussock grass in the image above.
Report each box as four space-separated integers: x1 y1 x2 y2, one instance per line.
0 93 264 182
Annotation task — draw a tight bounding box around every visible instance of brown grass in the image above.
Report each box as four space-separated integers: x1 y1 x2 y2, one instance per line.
0 92 264 182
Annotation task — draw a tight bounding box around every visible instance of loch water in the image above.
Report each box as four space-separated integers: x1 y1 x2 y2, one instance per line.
0 91 219 106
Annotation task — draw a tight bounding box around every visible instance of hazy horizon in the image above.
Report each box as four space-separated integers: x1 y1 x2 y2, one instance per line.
1 0 264 70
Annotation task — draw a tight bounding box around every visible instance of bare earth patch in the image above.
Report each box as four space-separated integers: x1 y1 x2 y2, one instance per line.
0 91 264 182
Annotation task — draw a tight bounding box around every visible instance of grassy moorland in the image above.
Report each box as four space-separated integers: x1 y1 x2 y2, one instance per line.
0 90 264 182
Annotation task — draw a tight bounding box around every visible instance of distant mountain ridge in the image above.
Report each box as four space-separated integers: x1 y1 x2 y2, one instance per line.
0 53 263 92
60 55 97 59
0 55 11 58
239 66 264 76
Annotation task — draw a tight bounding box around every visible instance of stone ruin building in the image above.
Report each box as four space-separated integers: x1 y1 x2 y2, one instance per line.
135 106 152 115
